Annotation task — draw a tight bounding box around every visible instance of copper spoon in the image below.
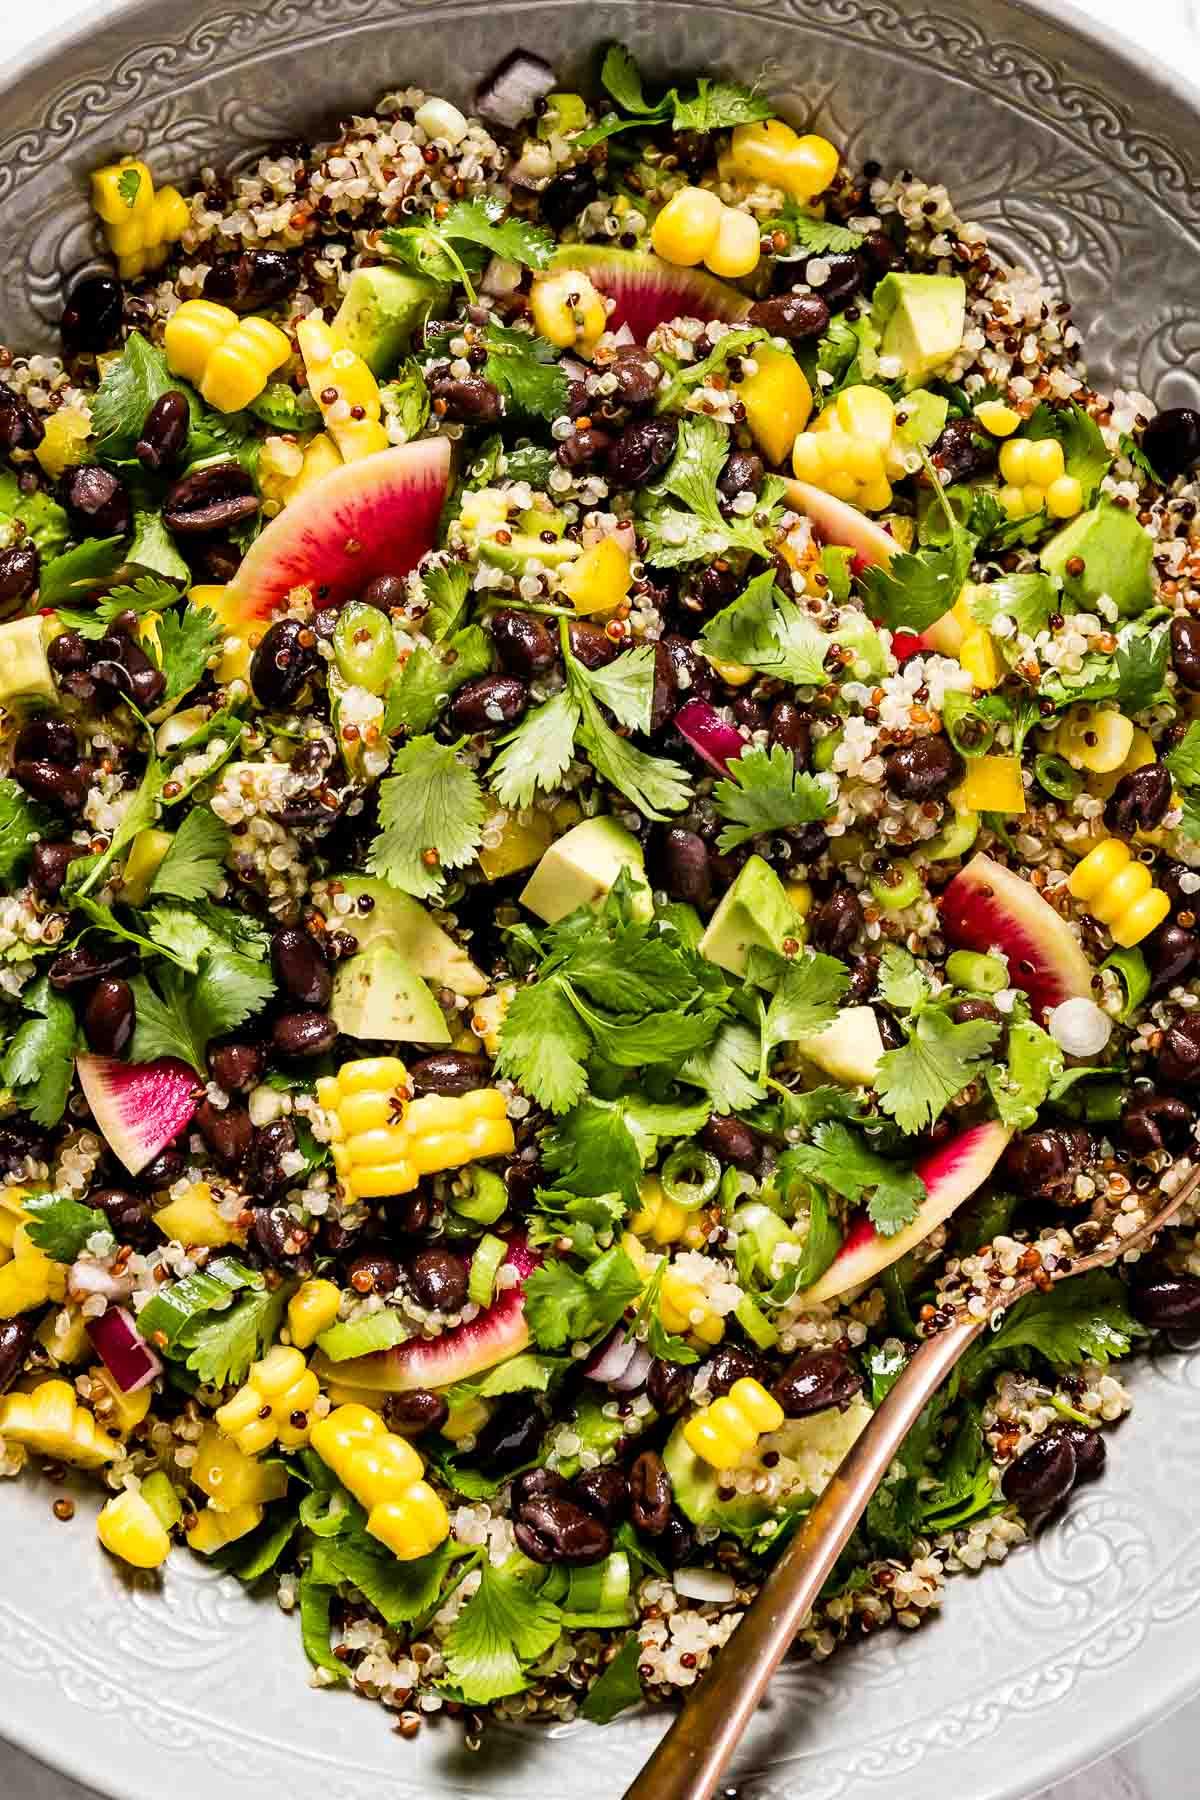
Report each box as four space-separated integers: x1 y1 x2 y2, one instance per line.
622 1164 1200 1800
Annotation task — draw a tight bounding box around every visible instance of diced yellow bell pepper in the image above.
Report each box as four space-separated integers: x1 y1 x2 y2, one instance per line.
683 1376 784 1468
959 626 1000 691
98 1488 172 1569
530 270 608 358
37 1305 92 1366
121 827 173 906
153 1182 243 1247
559 536 632 614
0 1223 68 1318
0 1378 118 1467
719 121 840 202
737 344 813 466
0 1186 30 1256
296 316 389 461
34 409 92 478
956 754 1026 814
187 1501 264 1555
91 159 190 279
191 1423 289 1511
165 299 291 413
288 1278 343 1350
215 1344 320 1455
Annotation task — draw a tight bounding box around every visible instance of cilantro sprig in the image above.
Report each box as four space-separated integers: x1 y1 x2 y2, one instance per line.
578 43 774 148
2 976 76 1127
787 1120 926 1237
129 949 275 1076
874 1007 999 1135
712 744 834 850
698 568 830 686
381 197 554 302
639 415 782 568
368 734 487 901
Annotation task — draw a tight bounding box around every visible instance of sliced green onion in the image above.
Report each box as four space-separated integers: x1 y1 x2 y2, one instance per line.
140 1471 183 1532
333 601 397 694
944 700 996 760
868 857 924 912
452 1166 508 1226
812 727 843 772
924 808 980 862
946 949 1008 994
1102 946 1150 1022
1034 753 1081 802
316 1310 408 1363
735 1293 779 1349
468 1233 508 1308
563 1552 632 1619
660 1146 721 1210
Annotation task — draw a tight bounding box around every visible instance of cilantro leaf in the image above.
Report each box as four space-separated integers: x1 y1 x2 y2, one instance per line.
443 1558 563 1704
23 1193 110 1262
875 1008 999 1135
129 950 274 1075
117 167 142 207
309 1534 467 1627
712 744 833 850
860 521 975 634
598 42 665 114
671 76 773 131
179 1281 288 1388
523 1243 643 1350
382 359 431 443
368 735 487 901
548 922 698 1013
542 1099 643 1206
1114 626 1170 713
420 559 471 642
577 644 656 733
581 1634 644 1724
787 1121 925 1238
750 948 850 1068
0 779 51 885
639 416 776 567
986 1019 1063 1130
382 626 492 736
969 572 1057 637
1025 400 1111 500
566 987 725 1066
1167 720 1200 790
489 688 581 808
39 537 126 605
481 319 568 421
155 604 221 703
876 944 932 1013
128 509 189 584
1118 429 1163 486
495 977 591 1113
654 327 767 414
781 213 862 255
51 574 183 641
2 976 76 1127
698 569 830 687
90 332 176 455
680 1020 766 1113
572 677 692 820
438 196 555 272
963 1270 1146 1386
147 805 230 902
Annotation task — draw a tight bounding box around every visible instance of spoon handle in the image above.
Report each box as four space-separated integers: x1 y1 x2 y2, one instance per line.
622 1311 984 1800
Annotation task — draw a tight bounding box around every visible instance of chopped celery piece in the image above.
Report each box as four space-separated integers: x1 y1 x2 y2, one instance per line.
140 1470 183 1531
135 1256 261 1349
316 1309 408 1362
452 1166 508 1226
1103 946 1150 1022
735 1293 779 1349
468 1233 508 1308
563 1551 632 1619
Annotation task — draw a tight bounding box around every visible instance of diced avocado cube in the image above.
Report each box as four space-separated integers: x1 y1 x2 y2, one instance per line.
792 1005 885 1086
893 388 949 447
332 267 449 376
537 92 588 139
520 816 651 924
699 854 803 978
1039 496 1154 617
0 615 55 705
831 610 887 681
479 531 582 574
329 941 451 1044
0 470 69 557
331 874 487 997
871 272 966 387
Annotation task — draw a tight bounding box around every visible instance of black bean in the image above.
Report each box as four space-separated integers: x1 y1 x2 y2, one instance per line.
573 1466 630 1526
1104 764 1172 835
874 1007 904 1051
407 1247 469 1312
1002 1127 1091 1201
163 462 259 535
670 130 711 175
15 718 76 767
90 629 166 711
137 1148 185 1189
490 608 557 678
49 944 132 991
428 373 503 424
746 293 830 341
774 1348 864 1418
246 1119 298 1198
1001 1430 1078 1517
385 1191 431 1236
648 639 677 734
629 1449 673 1535
802 251 863 310
271 926 331 1009
65 465 131 539
557 425 615 470
768 699 811 766
858 229 899 289
730 693 767 734
659 827 712 907
930 417 995 485
0 1116 47 1179
661 632 715 704
60 273 124 353
48 629 90 675
0 387 44 452
701 1344 763 1398
515 1494 611 1564
272 1010 338 1057
606 417 678 488
646 1358 691 1415
1149 923 1200 996
135 390 190 473
510 1467 573 1509
1171 615 1200 691
29 840 88 898
656 1508 696 1568
208 1041 266 1093
251 1204 304 1267
1121 1091 1193 1153
607 347 661 412
84 977 135 1056
251 618 319 709
1158 1012 1200 1086
344 1249 401 1295
195 1099 253 1172
952 996 1002 1027
567 619 618 669
88 1186 152 1244
715 449 765 507
1057 1423 1105 1483
700 1114 759 1171
448 673 529 733
409 1051 491 1097
1132 1268 1200 1330
809 888 862 958
0 544 39 612
475 1397 546 1475
386 1389 449 1434
355 573 404 611
885 736 963 801
0 1317 34 1395
1142 407 1200 482
539 165 599 232
504 1157 537 1215
203 249 301 314
692 561 740 614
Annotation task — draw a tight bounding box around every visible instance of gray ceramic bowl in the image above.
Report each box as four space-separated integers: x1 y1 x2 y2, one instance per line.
4 3 1200 1797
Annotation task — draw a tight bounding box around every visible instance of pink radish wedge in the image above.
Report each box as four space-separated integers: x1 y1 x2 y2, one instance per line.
941 852 1094 1022
549 246 751 343
76 1054 198 1176
221 439 451 625
784 480 898 572
311 1235 541 1393
804 1119 1011 1304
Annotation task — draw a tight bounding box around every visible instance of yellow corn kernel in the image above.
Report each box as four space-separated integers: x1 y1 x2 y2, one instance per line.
722 121 840 201
317 1059 514 1202
1088 727 1156 799
187 1501 264 1555
706 655 755 686
0 1378 117 1468
683 1376 785 1469
288 1278 343 1350
35 408 92 478
659 1269 724 1346
738 345 812 465
1026 439 1065 485
1046 474 1083 519
98 1489 172 1570
817 384 895 448
297 315 389 461
1068 836 1131 902
630 1177 707 1250
529 270 608 357
1047 704 1135 775
705 207 761 279
794 384 895 510
785 879 814 917
651 186 724 267
998 483 1029 520
215 1344 321 1455
998 439 1032 485
974 401 1021 437
153 1181 244 1249
959 627 1000 692
1068 836 1171 946
0 1223 69 1319
91 160 189 278
1109 888 1171 947
996 435 1081 520
88 1364 153 1436
559 535 632 614
366 1481 452 1560
191 1423 290 1511
957 754 1026 814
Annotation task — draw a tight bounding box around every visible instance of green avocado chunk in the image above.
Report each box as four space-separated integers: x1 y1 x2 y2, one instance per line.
520 816 651 924
871 272 966 387
663 1399 874 1537
699 854 802 978
330 874 487 997
1039 496 1155 617
0 616 55 705
478 531 582 574
332 267 449 376
329 940 451 1044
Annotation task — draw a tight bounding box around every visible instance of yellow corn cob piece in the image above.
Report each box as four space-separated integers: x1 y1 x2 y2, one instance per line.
288 1278 343 1350
1068 837 1171 946
659 1268 724 1346
89 1364 153 1436
215 1344 321 1455
366 1482 453 1560
187 1501 264 1555
1045 704 1135 775
559 536 632 615
191 1422 290 1511
957 754 1026 814
311 1401 450 1561
630 1177 707 1250
704 206 761 279
0 1378 118 1468
317 1058 514 1201
530 270 608 358
0 1222 68 1318
720 121 840 201
737 345 812 466
165 299 291 414
996 434 1083 521
97 1489 172 1570
91 159 190 278
651 186 761 280
296 316 389 461
683 1375 785 1468
793 384 896 510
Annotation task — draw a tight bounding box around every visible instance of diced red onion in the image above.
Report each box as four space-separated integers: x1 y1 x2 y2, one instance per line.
474 51 556 129
582 1326 641 1385
673 1567 737 1603
610 1341 652 1394
70 1260 133 1301
86 1306 162 1393
673 699 746 775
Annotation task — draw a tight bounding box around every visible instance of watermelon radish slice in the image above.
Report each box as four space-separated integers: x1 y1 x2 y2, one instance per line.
311 1234 541 1393
222 439 451 625
804 1120 1011 1305
941 852 1094 1022
550 246 752 344
76 1054 199 1176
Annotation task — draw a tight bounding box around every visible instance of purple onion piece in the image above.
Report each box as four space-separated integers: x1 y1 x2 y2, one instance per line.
673 698 747 775
474 51 556 129
86 1306 162 1393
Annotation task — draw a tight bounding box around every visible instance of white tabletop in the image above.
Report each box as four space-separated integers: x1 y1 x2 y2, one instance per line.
1 1 1198 1796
